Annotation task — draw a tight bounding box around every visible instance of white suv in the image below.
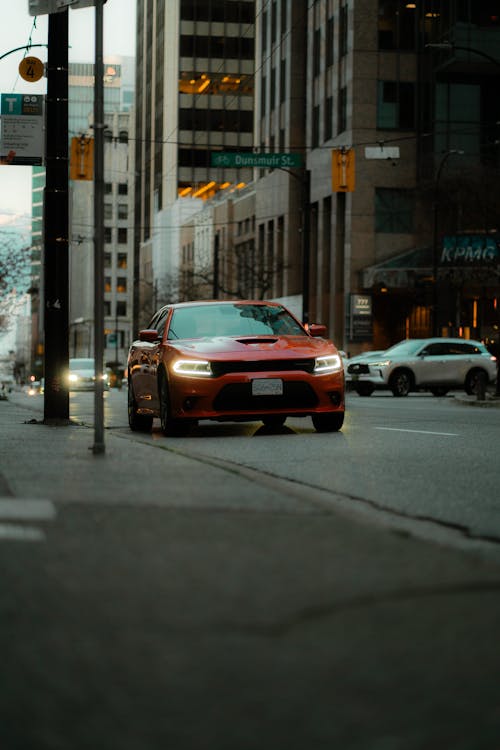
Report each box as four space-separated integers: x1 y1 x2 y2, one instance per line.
346 337 497 397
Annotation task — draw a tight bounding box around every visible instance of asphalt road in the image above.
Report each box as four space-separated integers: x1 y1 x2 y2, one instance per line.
54 387 500 549
2 388 500 749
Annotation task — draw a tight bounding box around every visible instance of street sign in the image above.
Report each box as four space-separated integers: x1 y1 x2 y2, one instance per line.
211 152 303 169
365 146 400 160
0 93 44 165
28 0 106 15
19 57 45 83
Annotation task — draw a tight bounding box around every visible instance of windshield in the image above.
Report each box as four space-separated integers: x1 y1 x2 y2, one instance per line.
167 303 305 340
70 359 95 370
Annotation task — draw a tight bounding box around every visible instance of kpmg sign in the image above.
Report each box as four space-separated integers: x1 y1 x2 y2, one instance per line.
440 235 500 267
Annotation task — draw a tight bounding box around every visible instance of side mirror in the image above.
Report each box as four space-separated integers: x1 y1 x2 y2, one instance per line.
138 329 160 342
308 323 327 337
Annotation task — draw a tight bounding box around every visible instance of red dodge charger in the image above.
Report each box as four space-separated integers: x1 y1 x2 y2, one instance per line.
127 300 345 435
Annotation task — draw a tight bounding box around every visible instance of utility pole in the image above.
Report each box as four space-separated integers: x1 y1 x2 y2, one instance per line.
92 0 105 453
43 9 70 423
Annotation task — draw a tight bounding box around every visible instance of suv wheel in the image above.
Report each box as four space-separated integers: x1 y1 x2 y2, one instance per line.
465 369 488 396
389 369 413 397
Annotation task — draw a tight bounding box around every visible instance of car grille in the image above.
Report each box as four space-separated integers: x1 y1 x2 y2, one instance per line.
213 382 318 411
211 358 315 377
347 363 370 374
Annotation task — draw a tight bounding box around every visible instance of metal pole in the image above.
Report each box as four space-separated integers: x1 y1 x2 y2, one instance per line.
43 10 69 423
92 0 105 454
213 232 220 298
302 169 311 324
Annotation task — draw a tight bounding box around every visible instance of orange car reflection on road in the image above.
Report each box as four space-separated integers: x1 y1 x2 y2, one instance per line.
127 300 345 436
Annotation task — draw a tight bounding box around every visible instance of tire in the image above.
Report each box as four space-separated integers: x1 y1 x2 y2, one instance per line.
261 415 287 428
311 412 344 433
159 375 192 436
128 382 153 432
389 369 413 397
354 383 374 397
430 387 449 397
465 369 488 396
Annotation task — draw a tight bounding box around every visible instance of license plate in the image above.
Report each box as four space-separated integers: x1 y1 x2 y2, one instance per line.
251 378 283 396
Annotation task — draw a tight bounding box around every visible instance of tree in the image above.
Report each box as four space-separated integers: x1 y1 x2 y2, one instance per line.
0 232 31 333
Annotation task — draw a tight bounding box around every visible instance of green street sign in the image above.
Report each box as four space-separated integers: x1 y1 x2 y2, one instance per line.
211 152 303 169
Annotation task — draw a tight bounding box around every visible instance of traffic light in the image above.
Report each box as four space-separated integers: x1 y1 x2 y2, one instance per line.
70 136 94 180
332 148 355 192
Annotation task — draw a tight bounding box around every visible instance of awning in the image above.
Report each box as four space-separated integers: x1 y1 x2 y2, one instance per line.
361 246 433 289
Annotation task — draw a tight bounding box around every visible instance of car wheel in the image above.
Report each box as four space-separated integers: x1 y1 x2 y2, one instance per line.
389 369 413 397
261 415 287 428
354 383 374 397
465 369 487 396
128 382 153 432
430 386 449 397
159 375 192 436
311 412 344 433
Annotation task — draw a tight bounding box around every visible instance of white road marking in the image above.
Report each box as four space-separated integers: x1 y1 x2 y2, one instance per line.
375 427 459 437
0 499 56 520
0 524 45 541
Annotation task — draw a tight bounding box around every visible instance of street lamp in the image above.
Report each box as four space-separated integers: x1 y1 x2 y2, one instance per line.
426 42 500 70
432 149 464 337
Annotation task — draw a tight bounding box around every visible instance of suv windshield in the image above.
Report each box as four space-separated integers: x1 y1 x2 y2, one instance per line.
384 340 426 357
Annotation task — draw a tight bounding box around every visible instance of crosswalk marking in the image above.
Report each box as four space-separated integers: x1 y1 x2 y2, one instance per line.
0 499 56 542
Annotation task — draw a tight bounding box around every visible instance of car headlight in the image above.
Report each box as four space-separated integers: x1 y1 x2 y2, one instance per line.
314 354 342 373
370 359 391 368
68 373 79 383
172 359 213 377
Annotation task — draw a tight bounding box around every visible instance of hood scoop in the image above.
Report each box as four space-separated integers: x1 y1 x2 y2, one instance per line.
236 337 279 345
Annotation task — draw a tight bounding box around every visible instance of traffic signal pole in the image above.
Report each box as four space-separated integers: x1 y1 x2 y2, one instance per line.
43 10 70 423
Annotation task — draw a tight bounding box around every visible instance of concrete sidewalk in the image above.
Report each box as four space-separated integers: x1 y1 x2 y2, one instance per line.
1 395 500 749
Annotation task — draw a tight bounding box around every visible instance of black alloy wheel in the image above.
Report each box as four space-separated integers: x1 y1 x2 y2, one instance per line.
311 411 344 432
159 375 192 437
128 381 153 432
354 383 375 397
389 369 413 397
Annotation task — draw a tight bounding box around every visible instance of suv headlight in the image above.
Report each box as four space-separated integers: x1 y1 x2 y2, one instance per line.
371 359 391 368
172 359 213 377
314 354 342 373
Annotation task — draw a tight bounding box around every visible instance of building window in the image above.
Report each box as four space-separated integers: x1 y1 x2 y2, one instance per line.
280 59 286 103
104 227 112 244
375 188 414 233
338 86 347 134
117 252 127 269
104 203 113 220
377 81 415 129
118 183 128 195
339 4 348 58
104 300 111 316
435 82 480 156
118 203 128 220
116 277 127 293
312 105 320 148
116 301 127 316
104 252 112 267
325 96 333 141
104 276 112 293
326 16 334 67
118 228 128 244
378 0 416 50
313 28 321 77
105 182 112 195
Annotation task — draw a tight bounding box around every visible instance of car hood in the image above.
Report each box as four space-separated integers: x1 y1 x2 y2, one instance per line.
169 335 336 360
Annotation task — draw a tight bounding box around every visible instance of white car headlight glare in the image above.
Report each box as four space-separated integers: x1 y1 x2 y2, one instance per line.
172 359 212 377
314 354 342 373
68 373 79 382
371 359 391 368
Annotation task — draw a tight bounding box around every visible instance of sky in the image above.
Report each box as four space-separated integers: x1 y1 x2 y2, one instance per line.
0 0 136 223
